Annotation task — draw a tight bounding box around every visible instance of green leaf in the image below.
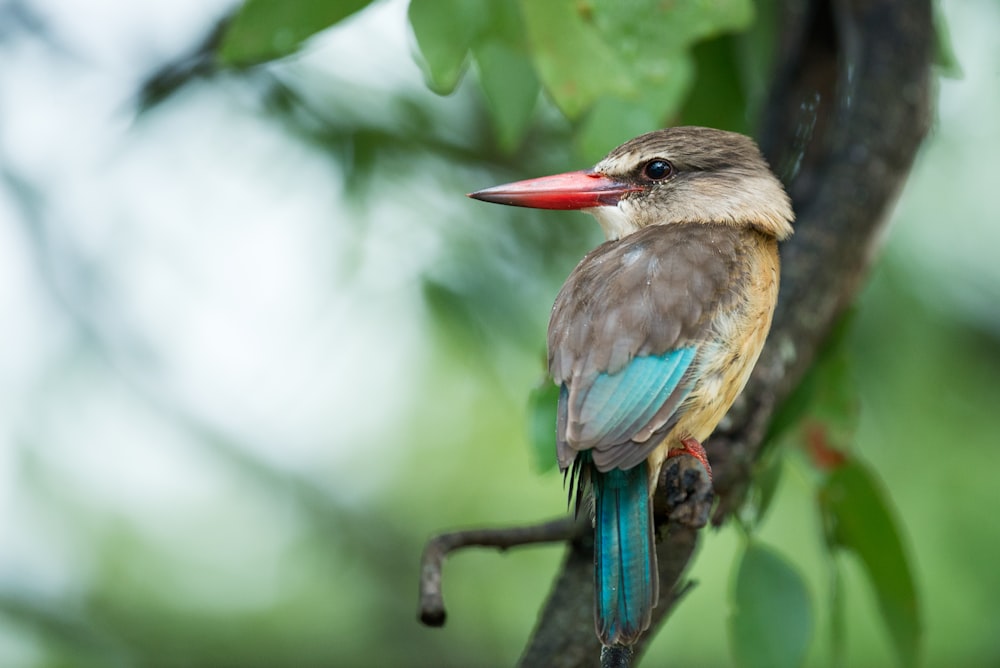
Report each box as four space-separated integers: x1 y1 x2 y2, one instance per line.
819 461 922 666
420 278 485 354
527 379 560 473
575 96 661 163
408 0 488 94
219 0 374 66
808 348 858 449
828 555 847 668
524 0 752 119
518 0 635 119
680 35 750 133
742 449 784 530
473 41 539 151
730 542 813 668
589 0 754 47
732 0 782 118
932 2 962 79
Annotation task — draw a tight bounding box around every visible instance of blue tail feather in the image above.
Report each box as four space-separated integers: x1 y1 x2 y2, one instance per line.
592 462 658 646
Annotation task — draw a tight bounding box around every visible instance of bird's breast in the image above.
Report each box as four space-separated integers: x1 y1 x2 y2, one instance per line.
648 233 781 474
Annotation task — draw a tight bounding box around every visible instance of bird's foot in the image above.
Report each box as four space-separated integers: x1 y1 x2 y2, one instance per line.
668 437 713 482
657 441 714 529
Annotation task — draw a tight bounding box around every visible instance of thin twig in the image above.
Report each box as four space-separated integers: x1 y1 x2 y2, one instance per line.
418 515 584 626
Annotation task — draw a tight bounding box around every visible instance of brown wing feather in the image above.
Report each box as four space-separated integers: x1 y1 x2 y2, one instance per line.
549 223 748 471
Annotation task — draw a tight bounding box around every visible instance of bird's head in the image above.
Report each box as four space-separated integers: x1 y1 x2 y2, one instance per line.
469 126 794 241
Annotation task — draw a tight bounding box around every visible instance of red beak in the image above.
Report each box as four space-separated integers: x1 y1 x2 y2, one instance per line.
468 170 641 210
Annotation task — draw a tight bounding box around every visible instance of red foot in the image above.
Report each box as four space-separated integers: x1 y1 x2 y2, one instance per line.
668 437 713 482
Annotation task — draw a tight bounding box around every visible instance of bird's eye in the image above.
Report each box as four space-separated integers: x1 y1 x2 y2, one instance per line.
643 159 673 181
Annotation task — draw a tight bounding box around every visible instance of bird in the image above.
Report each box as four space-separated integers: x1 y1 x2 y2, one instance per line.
469 126 794 648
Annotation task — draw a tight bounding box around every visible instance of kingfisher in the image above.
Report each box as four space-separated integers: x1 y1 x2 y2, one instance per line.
469 127 794 647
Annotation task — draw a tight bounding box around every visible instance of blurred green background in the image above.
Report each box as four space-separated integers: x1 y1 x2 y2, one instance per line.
0 0 997 666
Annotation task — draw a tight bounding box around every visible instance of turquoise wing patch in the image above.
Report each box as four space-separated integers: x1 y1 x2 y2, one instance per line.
576 347 697 447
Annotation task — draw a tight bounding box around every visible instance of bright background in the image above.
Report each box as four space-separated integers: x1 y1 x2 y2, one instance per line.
0 0 998 666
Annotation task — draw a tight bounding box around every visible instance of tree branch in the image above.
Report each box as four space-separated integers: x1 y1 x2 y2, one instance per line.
418 516 585 627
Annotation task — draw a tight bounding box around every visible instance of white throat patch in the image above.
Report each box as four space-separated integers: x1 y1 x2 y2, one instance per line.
586 205 639 241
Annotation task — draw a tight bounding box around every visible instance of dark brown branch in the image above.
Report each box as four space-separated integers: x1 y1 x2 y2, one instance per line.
418 516 584 626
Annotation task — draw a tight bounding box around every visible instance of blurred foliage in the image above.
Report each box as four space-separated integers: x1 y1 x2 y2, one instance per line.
820 461 922 667
410 0 540 149
736 311 921 667
932 1 963 78
516 0 752 158
526 369 560 474
1 0 997 668
729 542 813 668
219 0 376 64
223 0 763 160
